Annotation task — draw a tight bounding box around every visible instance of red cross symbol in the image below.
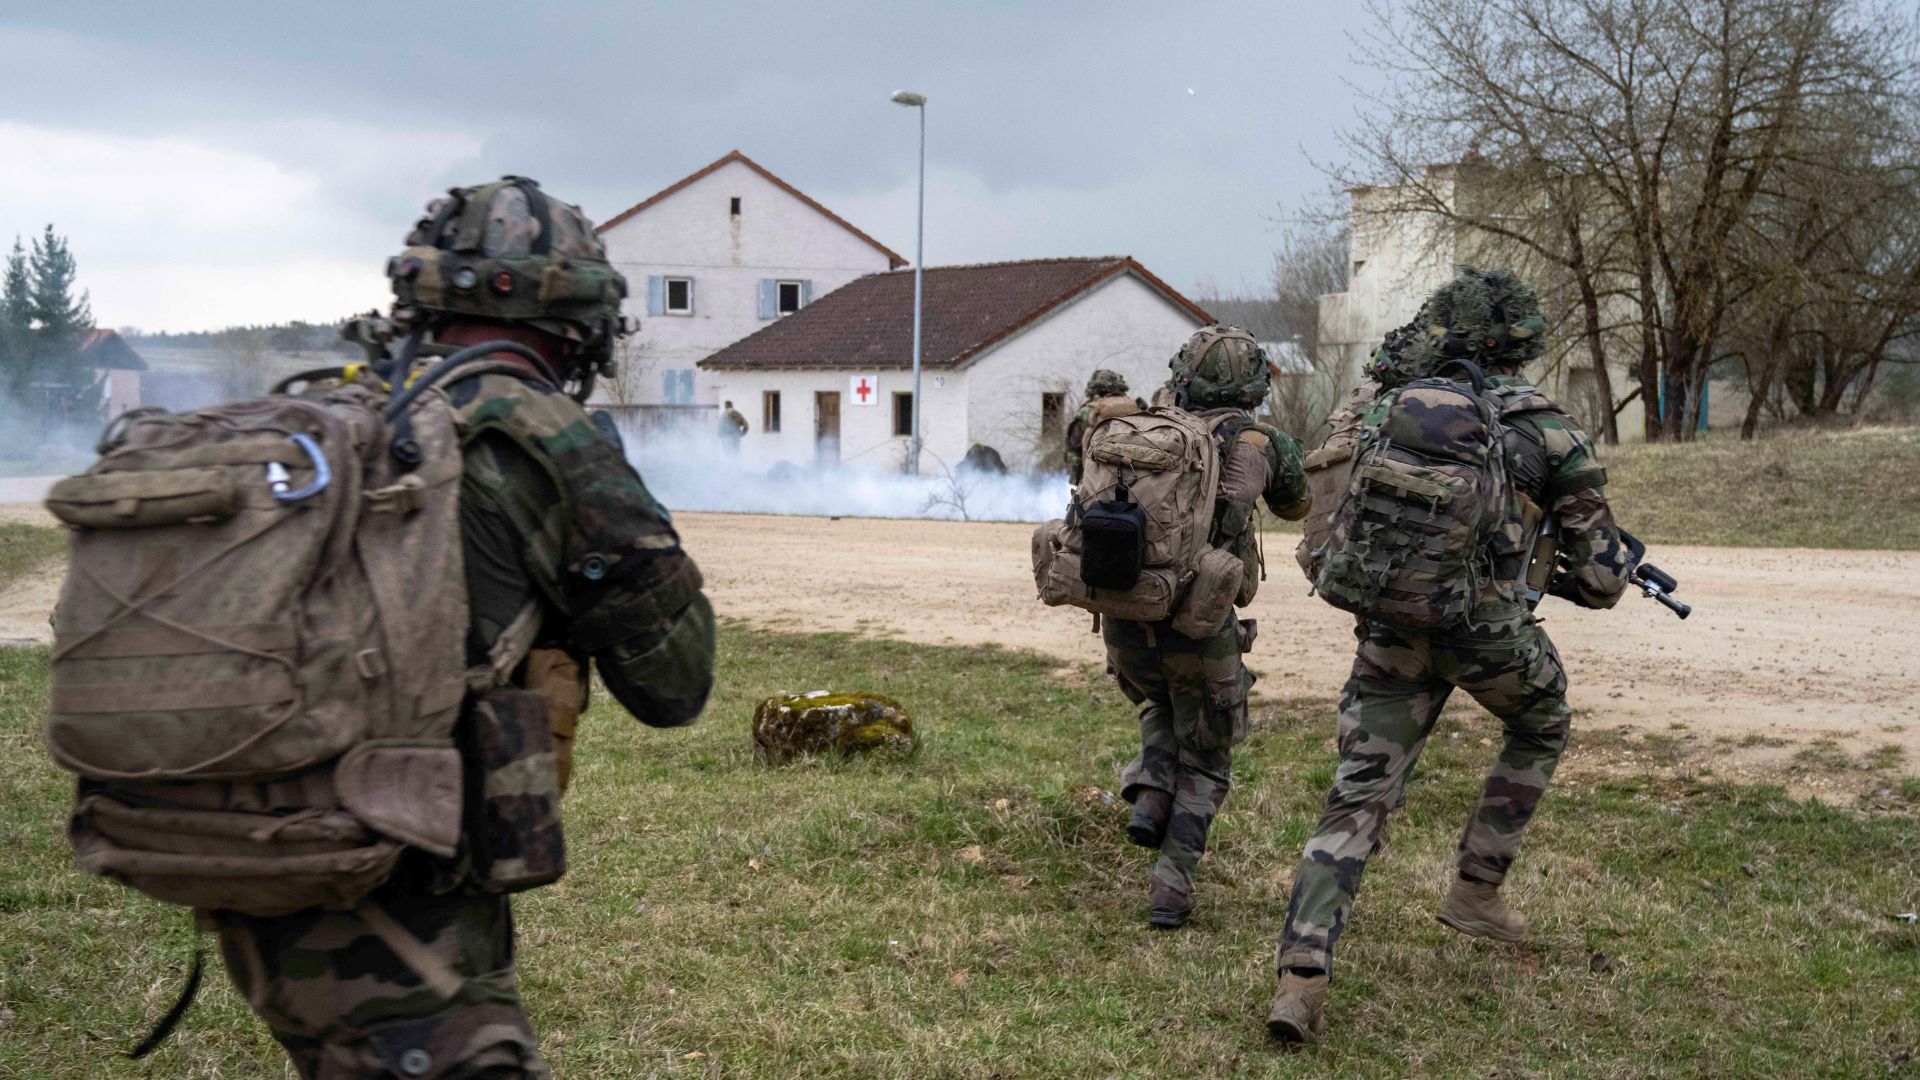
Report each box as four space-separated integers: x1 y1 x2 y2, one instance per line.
855 377 873 403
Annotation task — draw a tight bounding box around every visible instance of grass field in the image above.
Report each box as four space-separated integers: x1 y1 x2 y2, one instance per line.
0 523 66 591
2 626 1915 1078
1599 425 1920 550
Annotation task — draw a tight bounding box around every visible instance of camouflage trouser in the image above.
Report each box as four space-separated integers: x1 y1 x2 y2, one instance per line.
1276 604 1570 974
215 893 547 1079
1107 616 1254 908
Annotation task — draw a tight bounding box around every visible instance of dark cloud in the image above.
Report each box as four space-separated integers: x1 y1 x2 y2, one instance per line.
1 1 1378 328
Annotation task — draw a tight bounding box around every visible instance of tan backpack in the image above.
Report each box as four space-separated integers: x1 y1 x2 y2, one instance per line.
1294 383 1379 583
1032 408 1244 637
44 356 562 920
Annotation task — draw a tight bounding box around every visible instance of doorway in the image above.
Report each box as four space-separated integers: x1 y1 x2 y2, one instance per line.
814 390 841 466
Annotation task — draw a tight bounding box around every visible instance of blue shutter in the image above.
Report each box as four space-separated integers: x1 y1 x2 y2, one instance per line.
661 370 675 401
801 279 813 307
646 275 664 317
679 370 695 403
758 279 776 319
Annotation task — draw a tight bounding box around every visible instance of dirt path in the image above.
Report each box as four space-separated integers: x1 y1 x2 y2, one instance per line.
6 505 1916 788
676 513 1920 789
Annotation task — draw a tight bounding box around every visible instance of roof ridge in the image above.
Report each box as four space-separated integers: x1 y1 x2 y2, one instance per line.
594 150 906 267
878 255 1127 275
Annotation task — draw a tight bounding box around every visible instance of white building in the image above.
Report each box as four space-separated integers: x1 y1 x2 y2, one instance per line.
699 256 1214 474
592 150 905 415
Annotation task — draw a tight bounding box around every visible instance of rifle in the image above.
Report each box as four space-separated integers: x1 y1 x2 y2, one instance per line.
1525 524 1690 619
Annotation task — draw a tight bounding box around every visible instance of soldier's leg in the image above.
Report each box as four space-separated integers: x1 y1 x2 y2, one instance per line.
1276 622 1449 975
1107 620 1176 845
1440 611 1572 886
1147 622 1248 926
216 893 547 1079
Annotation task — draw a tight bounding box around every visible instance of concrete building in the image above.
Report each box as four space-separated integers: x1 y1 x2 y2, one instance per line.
699 257 1213 474
1317 171 1638 436
592 151 905 422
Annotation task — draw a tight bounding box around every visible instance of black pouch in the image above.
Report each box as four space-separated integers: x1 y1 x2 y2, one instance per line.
459 687 566 894
1078 481 1147 590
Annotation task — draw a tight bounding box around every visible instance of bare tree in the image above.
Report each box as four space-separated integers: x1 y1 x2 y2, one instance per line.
600 333 657 408
1336 0 1920 441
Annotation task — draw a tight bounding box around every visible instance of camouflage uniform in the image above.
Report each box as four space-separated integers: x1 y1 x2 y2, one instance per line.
1112 350 1310 921
215 180 715 1079
1274 373 1628 976
1064 370 1141 485
718 406 748 453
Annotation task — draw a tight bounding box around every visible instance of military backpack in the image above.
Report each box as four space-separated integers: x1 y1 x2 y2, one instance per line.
1309 360 1521 630
43 347 567 921
1032 407 1244 637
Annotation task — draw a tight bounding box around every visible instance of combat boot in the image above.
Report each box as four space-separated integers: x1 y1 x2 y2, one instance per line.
1146 875 1191 930
1436 877 1528 942
1266 970 1329 1044
1126 788 1173 849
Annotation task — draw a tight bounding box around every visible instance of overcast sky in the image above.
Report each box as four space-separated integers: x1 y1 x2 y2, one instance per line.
0 1 1380 332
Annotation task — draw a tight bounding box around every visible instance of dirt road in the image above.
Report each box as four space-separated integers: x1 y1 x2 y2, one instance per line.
673 513 1920 784
7 506 1917 783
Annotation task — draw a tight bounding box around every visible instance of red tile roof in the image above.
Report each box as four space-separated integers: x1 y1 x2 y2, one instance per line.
595 150 907 268
698 256 1213 372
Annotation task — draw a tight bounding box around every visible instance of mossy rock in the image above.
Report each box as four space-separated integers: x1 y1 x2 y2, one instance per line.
753 691 915 764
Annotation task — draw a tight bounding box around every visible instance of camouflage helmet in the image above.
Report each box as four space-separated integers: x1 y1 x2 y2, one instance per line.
387 176 629 369
1168 324 1269 409
1389 266 1546 385
1084 369 1130 398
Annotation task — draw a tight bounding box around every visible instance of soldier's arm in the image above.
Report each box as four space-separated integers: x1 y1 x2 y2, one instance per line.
468 413 716 727
1542 417 1631 609
1247 425 1311 521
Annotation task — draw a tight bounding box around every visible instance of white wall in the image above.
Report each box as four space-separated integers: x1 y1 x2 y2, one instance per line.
705 368 970 473
706 272 1204 475
596 159 897 407
964 273 1205 472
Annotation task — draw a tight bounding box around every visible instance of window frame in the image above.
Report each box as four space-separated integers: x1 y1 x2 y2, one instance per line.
763 390 782 433
776 279 805 316
892 391 914 438
663 276 694 315
1040 391 1066 441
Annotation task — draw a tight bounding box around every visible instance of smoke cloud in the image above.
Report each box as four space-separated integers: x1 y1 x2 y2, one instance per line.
619 413 1069 523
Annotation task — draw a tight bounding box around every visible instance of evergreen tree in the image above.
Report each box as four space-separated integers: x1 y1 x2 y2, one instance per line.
0 238 31 398
26 225 100 420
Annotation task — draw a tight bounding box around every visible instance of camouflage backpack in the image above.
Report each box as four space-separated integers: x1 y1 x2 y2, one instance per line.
1032 407 1245 637
43 348 566 920
1310 360 1515 630
1294 382 1380 584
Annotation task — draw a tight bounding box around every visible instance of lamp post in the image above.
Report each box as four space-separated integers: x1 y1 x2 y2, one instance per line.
891 88 927 474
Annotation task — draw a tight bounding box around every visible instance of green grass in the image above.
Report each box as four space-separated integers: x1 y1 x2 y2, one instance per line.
2 627 1916 1078
0 523 65 591
1600 425 1920 549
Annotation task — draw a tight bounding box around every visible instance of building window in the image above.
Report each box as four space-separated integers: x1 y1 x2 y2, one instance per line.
730 196 741 216
777 280 805 316
892 392 914 438
763 390 782 433
1041 392 1066 441
664 276 693 314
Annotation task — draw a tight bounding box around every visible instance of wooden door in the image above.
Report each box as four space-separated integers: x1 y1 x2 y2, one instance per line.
814 391 841 466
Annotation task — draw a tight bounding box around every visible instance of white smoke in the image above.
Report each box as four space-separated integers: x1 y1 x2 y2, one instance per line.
618 413 1071 523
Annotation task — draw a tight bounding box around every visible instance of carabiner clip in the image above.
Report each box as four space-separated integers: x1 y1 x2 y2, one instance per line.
271 433 332 503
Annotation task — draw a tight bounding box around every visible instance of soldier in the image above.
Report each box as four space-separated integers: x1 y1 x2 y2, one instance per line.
1268 268 1631 1043
215 179 716 1077
1112 326 1309 929
1064 369 1145 485
718 399 749 453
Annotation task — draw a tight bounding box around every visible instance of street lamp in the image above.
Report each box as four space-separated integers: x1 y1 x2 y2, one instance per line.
891 88 927 475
